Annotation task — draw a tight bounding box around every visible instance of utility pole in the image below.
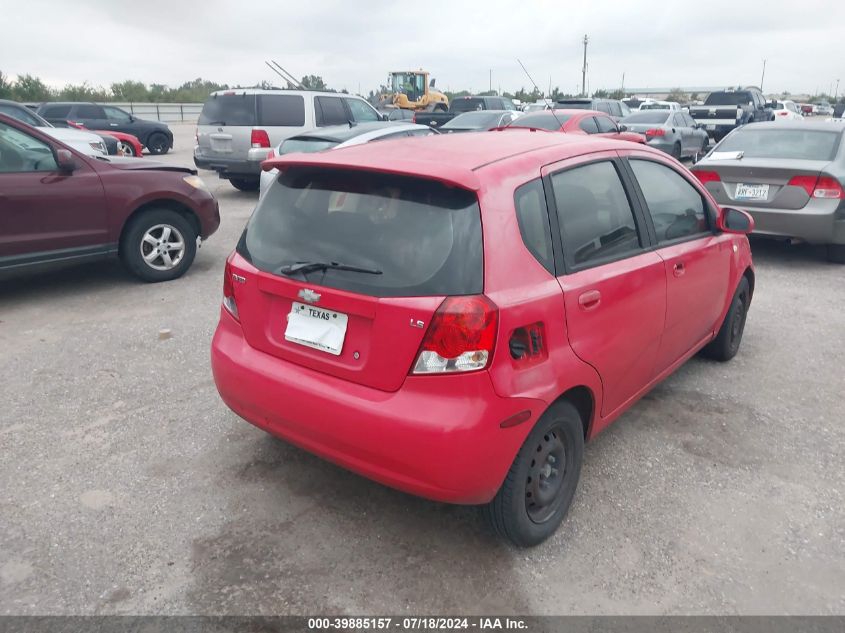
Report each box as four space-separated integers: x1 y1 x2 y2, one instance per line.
581 34 589 97
621 71 625 96
489 69 492 93
760 59 766 93
835 79 840 101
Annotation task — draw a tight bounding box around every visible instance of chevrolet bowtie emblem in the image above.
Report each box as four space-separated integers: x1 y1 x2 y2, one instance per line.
298 288 321 304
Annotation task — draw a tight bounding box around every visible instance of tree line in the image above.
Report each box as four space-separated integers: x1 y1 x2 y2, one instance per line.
1 71 841 105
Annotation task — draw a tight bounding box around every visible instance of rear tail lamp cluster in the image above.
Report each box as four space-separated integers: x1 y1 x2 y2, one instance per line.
692 170 721 185
412 296 498 374
787 175 844 199
222 259 239 320
645 128 665 137
250 129 271 149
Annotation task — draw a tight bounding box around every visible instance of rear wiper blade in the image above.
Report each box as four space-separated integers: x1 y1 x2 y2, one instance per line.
205 120 226 125
277 260 383 276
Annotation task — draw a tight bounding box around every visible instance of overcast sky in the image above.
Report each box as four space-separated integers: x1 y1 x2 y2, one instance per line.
3 0 843 97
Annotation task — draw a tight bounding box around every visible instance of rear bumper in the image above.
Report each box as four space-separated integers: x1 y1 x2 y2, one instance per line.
646 139 675 154
731 204 845 244
193 149 263 180
210 310 546 504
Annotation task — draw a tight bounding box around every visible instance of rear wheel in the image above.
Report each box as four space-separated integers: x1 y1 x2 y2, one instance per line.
671 141 682 160
483 401 584 547
120 209 197 282
118 141 136 157
827 244 845 264
146 132 170 155
701 276 750 361
230 178 260 192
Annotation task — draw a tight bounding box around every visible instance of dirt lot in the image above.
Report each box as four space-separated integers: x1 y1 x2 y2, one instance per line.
1 124 843 615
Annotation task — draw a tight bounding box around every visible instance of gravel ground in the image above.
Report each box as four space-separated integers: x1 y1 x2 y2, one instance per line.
0 124 843 615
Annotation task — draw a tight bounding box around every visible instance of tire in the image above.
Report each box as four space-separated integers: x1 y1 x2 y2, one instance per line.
230 178 260 192
701 276 751 362
483 401 584 547
117 141 135 157
146 132 170 155
692 138 707 163
671 141 682 160
120 209 197 282
827 244 845 264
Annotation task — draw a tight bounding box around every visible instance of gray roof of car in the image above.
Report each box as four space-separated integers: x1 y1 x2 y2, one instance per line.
741 120 845 132
287 121 416 143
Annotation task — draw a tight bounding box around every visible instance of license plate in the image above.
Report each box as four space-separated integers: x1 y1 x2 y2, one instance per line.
735 183 769 201
706 124 715 131
210 138 232 153
285 302 348 356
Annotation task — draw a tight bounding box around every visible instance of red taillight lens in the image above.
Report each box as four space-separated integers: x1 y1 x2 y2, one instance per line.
812 176 844 199
250 129 271 148
412 112 417 123
645 128 665 137
222 259 239 320
265 148 276 160
693 170 721 184
412 295 498 374
787 175 843 198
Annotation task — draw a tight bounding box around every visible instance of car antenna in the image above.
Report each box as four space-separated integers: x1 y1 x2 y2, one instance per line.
517 58 564 130
266 60 305 90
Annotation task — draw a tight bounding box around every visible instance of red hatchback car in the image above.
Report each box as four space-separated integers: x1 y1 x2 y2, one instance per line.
507 108 647 144
211 130 755 546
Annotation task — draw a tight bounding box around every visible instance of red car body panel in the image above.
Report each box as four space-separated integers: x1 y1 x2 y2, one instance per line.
66 120 145 157
212 131 753 504
509 109 647 144
0 113 219 267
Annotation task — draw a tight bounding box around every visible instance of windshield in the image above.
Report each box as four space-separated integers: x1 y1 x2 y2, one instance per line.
717 128 841 161
199 94 256 126
0 104 49 127
239 168 483 297
705 92 752 106
640 103 670 110
280 138 339 154
556 101 592 110
509 112 572 130
391 73 425 102
622 111 671 124
443 111 502 128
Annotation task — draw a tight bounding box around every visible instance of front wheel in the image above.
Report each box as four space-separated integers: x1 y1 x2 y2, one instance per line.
483 401 584 547
671 141 682 160
120 209 197 282
118 141 136 157
701 276 750 361
146 132 170 155
692 138 707 163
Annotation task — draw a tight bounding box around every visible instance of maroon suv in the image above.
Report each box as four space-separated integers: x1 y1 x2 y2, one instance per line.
0 113 219 282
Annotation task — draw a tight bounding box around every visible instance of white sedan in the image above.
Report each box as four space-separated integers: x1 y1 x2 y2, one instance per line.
770 99 803 122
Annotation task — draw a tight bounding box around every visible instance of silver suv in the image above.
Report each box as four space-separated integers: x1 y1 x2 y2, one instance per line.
194 89 384 191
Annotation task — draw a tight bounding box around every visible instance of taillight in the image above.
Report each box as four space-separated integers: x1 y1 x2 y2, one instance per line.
777 111 789 116
266 148 276 160
412 112 417 123
250 129 271 148
645 128 665 137
222 259 239 320
412 296 498 374
812 176 844 199
693 170 721 184
788 175 844 199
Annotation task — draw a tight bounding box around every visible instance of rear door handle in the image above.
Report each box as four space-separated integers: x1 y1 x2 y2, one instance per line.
673 262 686 277
578 290 601 311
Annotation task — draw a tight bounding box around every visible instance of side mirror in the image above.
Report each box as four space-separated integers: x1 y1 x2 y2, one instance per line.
380 112 389 121
128 114 136 122
56 148 77 172
717 207 754 234
618 124 628 131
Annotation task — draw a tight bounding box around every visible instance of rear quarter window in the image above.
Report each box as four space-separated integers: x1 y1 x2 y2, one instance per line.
40 105 72 118
239 168 483 297
258 95 305 126
199 94 257 126
514 179 554 274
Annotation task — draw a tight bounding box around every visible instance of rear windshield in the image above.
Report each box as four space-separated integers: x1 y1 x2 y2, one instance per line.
509 113 572 130
556 101 592 110
717 128 841 161
280 138 339 154
450 98 486 113
238 168 483 297
199 94 256 126
704 92 752 106
623 111 671 124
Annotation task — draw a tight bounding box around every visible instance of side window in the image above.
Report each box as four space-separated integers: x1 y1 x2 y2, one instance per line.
673 114 686 127
104 106 131 122
683 114 697 127
258 95 305 126
630 159 708 243
578 117 599 134
595 116 617 133
76 104 105 119
608 102 622 117
551 161 642 268
514 179 554 274
345 98 380 122
0 105 42 127
41 105 72 119
596 102 611 114
0 121 58 173
314 97 348 126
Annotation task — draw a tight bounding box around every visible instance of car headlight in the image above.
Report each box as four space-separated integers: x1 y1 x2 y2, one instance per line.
90 141 107 154
183 175 208 191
